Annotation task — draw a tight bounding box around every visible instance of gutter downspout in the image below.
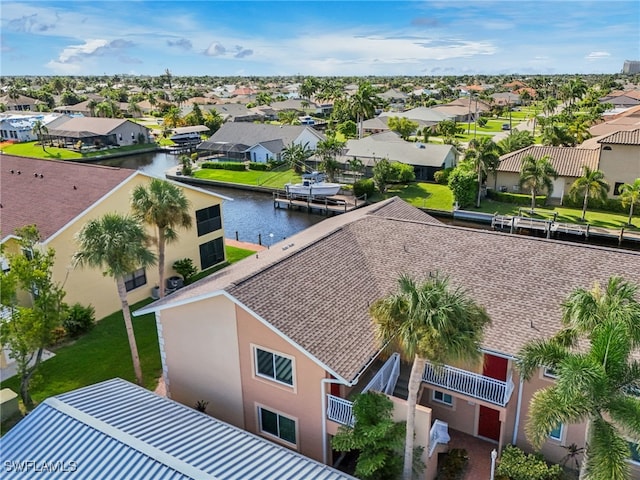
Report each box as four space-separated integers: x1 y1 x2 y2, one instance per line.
321 378 346 465
511 378 525 445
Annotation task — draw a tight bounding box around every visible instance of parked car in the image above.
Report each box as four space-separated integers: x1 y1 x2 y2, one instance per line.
501 123 511 130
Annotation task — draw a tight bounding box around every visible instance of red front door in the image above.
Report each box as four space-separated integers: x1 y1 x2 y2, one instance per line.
483 354 508 381
478 405 501 441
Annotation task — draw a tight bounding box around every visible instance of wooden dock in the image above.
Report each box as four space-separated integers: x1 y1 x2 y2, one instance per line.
491 214 640 246
273 191 364 215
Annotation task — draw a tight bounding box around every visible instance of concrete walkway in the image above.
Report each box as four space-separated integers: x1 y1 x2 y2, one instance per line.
0 350 56 382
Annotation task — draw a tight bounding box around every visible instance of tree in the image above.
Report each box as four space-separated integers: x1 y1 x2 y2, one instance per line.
278 110 300 125
350 82 378 139
517 277 640 480
448 165 477 208
436 119 461 138
619 178 640 226
32 119 48 152
569 166 610 221
387 116 419 140
130 179 192 298
74 213 156 386
316 136 345 182
332 392 407 480
372 158 393 194
337 120 357 139
203 109 223 134
465 137 501 207
519 154 558 211
164 106 182 128
370 274 490 480
281 141 313 174
0 226 66 409
497 130 534 155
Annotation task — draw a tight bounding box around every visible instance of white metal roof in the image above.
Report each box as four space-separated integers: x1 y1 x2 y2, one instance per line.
0 379 355 480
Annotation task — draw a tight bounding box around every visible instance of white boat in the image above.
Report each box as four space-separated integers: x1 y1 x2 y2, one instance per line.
285 172 342 198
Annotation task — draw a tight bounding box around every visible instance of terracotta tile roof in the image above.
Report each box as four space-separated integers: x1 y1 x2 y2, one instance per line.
597 128 640 145
138 197 640 382
1 155 134 241
497 145 599 177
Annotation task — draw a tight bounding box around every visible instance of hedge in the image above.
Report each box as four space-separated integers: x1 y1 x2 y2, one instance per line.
201 162 247 171
561 194 628 214
353 178 375 198
487 190 548 207
248 162 270 171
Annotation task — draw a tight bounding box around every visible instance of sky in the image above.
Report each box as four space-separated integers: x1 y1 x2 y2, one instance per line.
1 1 638 77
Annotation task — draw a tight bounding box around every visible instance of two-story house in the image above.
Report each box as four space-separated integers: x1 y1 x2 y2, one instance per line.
136 197 640 478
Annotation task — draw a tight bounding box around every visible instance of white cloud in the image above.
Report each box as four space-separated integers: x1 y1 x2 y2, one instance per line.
585 51 611 61
204 42 226 56
58 39 108 62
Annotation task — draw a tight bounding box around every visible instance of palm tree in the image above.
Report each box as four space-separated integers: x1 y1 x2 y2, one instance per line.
277 110 300 125
32 119 48 152
619 179 640 226
316 136 345 182
370 274 491 480
519 154 558 211
349 82 378 139
73 213 156 386
569 166 610 221
131 179 192 298
517 277 640 480
466 137 501 207
281 141 313 174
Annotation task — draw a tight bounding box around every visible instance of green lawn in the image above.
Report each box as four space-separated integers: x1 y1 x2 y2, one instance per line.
371 182 455 211
1 141 157 160
193 167 302 188
0 245 255 424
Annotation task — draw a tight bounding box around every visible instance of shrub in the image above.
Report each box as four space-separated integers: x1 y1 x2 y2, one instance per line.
496 445 563 480
194 400 209 413
201 162 247 171
248 162 270 171
49 326 68 346
448 167 477 208
63 303 96 338
353 178 376 198
434 167 454 185
562 194 626 214
476 117 488 128
437 448 469 480
390 161 416 183
487 190 548 207
173 258 197 284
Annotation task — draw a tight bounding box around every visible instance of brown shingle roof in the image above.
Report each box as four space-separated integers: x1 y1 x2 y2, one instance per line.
597 128 640 145
497 145 599 177
138 197 640 382
1 155 134 241
47 117 131 136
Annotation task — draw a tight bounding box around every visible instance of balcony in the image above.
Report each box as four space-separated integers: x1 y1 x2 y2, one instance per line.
422 362 514 407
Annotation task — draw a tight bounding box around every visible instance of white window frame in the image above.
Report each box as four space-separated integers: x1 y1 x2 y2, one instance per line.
543 366 558 379
432 389 453 406
257 405 298 447
253 346 295 388
549 423 564 441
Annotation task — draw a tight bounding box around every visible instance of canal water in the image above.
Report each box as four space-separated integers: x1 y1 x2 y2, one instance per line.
95 151 324 244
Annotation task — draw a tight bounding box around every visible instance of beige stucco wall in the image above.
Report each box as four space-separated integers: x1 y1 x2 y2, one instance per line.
598 144 640 198
42 173 224 319
236 305 327 462
158 295 244 427
493 172 574 200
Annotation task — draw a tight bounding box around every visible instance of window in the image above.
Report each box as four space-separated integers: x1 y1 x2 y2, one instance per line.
258 407 296 445
549 424 564 441
629 441 640 464
196 205 222 236
255 347 293 386
123 268 147 292
614 182 625 196
543 366 558 379
603 146 612 151
433 390 453 406
199 237 224 269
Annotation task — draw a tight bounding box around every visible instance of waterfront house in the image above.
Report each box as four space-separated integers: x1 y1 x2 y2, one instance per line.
45 117 151 148
135 196 640 478
0 93 39 112
0 112 68 143
494 145 600 201
198 122 325 163
597 128 640 197
1 378 356 480
0 155 228 319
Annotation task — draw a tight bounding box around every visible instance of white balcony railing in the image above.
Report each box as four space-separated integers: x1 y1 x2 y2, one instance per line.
327 394 354 426
422 362 515 406
429 420 450 457
362 353 401 396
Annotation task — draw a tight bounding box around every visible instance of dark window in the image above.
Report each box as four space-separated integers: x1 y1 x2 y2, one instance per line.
199 237 224 269
196 205 222 236
630 442 640 463
603 146 612 151
259 407 296 445
124 268 147 292
255 348 293 385
614 182 625 196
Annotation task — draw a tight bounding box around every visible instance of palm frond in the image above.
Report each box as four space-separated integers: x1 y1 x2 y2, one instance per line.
585 417 631 480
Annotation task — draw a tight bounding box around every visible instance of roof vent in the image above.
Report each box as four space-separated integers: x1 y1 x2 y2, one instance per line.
34 172 38 177
40 174 44 178
10 169 14 174
17 170 21 175
73 185 77 190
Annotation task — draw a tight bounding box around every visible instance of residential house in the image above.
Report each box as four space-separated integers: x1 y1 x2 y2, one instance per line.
495 145 600 201
600 90 640 109
198 123 325 163
0 94 38 111
491 92 521 107
0 112 68 143
0 155 228 319
197 103 263 123
597 128 640 196
377 88 409 110
45 117 151 148
378 106 455 130
270 99 314 114
590 105 640 136
135 197 640 478
339 131 458 181
1 378 356 480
